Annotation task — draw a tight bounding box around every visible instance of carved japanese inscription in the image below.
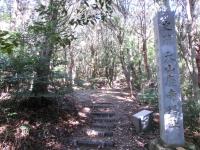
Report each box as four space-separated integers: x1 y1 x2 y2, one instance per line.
154 11 185 146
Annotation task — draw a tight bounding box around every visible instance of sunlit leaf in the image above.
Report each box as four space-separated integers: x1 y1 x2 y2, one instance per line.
7 112 18 117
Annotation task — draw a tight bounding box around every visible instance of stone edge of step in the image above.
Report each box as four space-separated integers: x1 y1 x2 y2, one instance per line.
72 139 115 148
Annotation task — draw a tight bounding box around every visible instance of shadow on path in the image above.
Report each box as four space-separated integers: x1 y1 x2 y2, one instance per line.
67 88 159 150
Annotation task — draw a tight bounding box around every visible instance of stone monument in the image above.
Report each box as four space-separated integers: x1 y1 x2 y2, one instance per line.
154 10 185 146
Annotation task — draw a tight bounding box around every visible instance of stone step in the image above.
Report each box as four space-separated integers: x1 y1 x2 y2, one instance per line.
91 112 115 117
93 105 114 110
80 102 93 107
93 105 114 109
92 109 114 113
92 110 114 114
91 123 116 129
73 139 115 148
85 128 114 137
92 103 114 109
93 117 117 123
93 102 113 105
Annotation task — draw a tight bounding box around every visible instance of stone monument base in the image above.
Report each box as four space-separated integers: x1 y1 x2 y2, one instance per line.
149 139 197 150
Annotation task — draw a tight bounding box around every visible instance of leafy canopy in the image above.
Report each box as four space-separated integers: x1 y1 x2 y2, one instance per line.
0 30 20 54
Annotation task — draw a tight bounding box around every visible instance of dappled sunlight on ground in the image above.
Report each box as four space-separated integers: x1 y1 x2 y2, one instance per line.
0 87 160 149
91 92 134 103
82 107 91 113
68 119 80 126
86 129 99 137
94 107 113 112
78 112 88 118
135 139 145 147
0 125 7 134
0 95 86 149
0 92 11 100
70 88 159 149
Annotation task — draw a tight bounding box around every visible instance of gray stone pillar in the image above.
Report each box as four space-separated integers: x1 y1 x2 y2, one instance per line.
154 11 185 146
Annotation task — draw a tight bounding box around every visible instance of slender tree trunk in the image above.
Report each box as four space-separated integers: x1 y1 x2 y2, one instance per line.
90 45 97 78
142 39 150 80
69 49 74 86
186 0 198 99
140 0 150 80
119 47 133 97
64 48 67 83
195 43 200 88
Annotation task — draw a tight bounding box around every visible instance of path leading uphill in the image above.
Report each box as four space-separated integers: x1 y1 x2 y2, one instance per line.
66 88 159 150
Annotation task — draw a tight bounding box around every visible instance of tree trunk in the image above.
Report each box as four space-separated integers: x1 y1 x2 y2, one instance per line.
32 58 50 95
186 0 198 99
119 50 133 97
142 39 150 80
195 42 200 88
140 0 150 80
64 48 67 84
32 0 58 96
90 45 97 78
68 49 75 86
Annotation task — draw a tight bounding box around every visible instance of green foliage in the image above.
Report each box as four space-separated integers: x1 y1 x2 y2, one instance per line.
69 0 113 26
10 51 36 74
147 45 156 76
132 78 142 89
182 81 193 99
29 1 77 48
138 88 158 104
0 47 37 94
184 100 200 132
0 13 11 21
74 78 85 87
0 30 20 54
7 112 17 117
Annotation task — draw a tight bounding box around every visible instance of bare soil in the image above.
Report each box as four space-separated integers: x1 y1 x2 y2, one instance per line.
69 88 160 150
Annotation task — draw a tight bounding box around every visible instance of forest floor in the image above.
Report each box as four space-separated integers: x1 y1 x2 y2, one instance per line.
0 87 159 150
0 91 85 149
66 87 159 150
0 86 199 149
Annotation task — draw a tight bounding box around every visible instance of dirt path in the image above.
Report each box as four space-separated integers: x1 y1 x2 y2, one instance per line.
66 88 159 150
